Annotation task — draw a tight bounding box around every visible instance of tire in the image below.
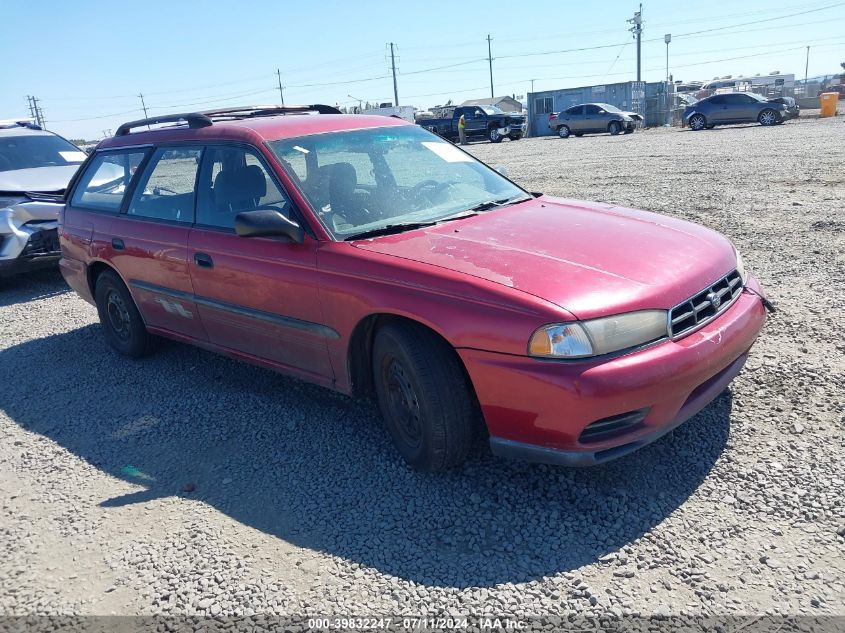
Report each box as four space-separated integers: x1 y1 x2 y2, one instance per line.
705 124 716 129
94 270 154 358
372 321 475 471
508 135 521 141
573 133 583 137
689 113 707 131
488 127 502 143
557 125 571 139
623 128 634 134
758 109 779 126
608 121 622 136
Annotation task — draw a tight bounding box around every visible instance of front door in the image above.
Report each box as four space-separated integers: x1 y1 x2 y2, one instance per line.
464 107 487 137
108 146 207 341
187 144 333 383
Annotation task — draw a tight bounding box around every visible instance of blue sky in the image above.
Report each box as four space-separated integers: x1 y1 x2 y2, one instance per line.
2 0 843 140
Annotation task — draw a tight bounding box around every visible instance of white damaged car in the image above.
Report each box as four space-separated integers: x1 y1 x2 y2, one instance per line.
0 121 87 276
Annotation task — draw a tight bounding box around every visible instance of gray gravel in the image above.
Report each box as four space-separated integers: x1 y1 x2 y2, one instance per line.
1 115 843 620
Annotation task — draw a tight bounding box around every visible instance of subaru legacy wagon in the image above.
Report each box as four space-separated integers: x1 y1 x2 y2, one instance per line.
59 105 768 471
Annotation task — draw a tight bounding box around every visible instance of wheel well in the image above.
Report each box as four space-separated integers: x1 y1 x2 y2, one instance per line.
608 120 621 130
347 314 482 411
87 261 117 297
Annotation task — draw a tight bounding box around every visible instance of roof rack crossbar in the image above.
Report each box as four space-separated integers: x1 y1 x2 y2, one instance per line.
115 112 213 136
113 104 341 137
199 104 341 116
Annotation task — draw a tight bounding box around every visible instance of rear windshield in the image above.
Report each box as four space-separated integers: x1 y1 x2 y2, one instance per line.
0 134 86 173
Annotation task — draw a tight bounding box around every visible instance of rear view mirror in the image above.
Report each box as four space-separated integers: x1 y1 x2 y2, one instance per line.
235 209 304 243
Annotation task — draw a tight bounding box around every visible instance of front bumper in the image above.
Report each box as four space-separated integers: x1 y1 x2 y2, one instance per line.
0 227 61 276
460 276 767 466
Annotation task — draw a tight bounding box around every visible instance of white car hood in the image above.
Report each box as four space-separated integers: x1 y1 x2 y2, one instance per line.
0 165 80 193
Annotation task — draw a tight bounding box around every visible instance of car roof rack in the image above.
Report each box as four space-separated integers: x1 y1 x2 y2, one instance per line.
114 104 341 136
0 119 42 130
116 113 213 136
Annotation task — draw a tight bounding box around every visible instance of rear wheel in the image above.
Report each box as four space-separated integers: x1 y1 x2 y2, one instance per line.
372 321 475 471
557 125 571 138
94 270 154 357
689 113 707 131
608 121 622 136
758 109 779 126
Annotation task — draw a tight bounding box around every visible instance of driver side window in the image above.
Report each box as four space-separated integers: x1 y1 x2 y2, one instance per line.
196 146 289 230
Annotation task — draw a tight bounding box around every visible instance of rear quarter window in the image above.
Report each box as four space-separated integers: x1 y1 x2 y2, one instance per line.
71 150 147 212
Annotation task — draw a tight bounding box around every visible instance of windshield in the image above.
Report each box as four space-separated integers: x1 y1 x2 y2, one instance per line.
596 103 622 113
268 125 528 240
480 106 504 115
0 134 86 173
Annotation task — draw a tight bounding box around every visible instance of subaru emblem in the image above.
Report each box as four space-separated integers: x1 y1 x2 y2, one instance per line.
707 291 722 309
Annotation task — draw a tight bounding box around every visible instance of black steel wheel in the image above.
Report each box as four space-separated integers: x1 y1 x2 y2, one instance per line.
372 321 475 471
94 270 154 357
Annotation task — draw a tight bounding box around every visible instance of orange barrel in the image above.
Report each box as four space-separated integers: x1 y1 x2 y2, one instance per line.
819 92 839 117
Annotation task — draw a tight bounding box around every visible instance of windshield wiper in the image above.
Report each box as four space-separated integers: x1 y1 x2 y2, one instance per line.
344 221 439 241
344 211 482 241
466 195 531 213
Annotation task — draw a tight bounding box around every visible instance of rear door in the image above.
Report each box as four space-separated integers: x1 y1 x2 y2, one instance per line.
108 146 208 340
187 144 333 382
563 105 585 132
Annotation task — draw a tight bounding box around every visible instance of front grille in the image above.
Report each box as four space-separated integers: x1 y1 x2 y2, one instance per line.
669 270 743 338
21 228 60 259
579 409 648 444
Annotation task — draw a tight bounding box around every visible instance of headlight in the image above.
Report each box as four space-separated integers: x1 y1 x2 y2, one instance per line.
0 196 25 210
735 250 748 283
528 310 668 359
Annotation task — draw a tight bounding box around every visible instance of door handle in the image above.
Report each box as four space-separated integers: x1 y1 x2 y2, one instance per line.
111 238 125 250
194 253 214 268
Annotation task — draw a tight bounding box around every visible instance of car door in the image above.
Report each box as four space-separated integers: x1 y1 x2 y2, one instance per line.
464 107 487 137
583 104 604 132
732 94 761 121
706 95 730 122
563 105 585 132
107 146 208 341
187 144 333 382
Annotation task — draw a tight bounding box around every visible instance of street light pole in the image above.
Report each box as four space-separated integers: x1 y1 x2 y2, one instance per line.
664 34 672 126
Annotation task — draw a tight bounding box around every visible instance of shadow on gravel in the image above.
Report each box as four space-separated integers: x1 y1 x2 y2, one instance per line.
0 268 69 307
1 326 731 588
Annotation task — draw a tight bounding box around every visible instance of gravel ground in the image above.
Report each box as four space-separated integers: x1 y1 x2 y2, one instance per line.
1 116 843 625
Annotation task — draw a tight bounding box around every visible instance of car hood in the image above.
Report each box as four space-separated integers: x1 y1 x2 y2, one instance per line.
353 197 737 319
620 111 643 120
0 165 80 194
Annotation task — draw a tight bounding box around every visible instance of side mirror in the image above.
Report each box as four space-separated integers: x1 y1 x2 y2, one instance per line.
234 209 304 243
494 165 509 178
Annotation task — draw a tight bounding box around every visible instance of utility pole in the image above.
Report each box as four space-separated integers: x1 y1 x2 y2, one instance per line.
628 4 643 82
487 34 494 98
138 93 149 119
276 69 286 106
804 46 810 92
530 79 536 93
32 97 45 129
26 96 36 121
389 43 399 107
665 33 672 126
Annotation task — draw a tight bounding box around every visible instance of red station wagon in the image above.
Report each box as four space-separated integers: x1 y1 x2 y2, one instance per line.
59 105 769 471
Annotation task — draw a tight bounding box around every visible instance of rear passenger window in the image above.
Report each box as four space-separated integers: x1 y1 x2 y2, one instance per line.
196 146 289 230
127 147 201 223
71 150 147 212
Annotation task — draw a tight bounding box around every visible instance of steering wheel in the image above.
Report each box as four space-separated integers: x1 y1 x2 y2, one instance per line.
409 180 452 207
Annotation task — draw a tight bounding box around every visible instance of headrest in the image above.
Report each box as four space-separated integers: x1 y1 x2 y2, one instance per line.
214 165 266 205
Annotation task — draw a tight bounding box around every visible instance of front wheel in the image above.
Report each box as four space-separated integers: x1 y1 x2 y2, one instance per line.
689 113 707 131
608 121 622 136
488 127 502 143
94 270 154 357
372 321 475 471
557 125 571 138
758 109 779 126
